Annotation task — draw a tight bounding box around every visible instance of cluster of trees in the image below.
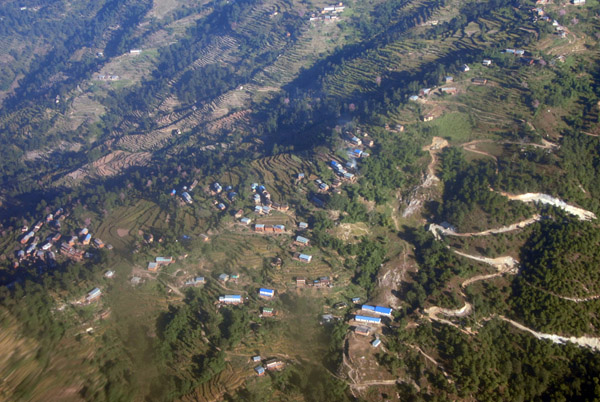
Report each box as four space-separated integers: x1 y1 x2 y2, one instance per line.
435 147 534 231
309 211 387 295
511 218 600 336
404 227 465 310
428 320 600 401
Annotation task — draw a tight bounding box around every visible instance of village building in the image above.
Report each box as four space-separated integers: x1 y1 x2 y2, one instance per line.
259 288 275 298
104 270 115 278
156 256 173 265
254 366 266 376
86 288 102 302
182 192 193 204
472 78 488 85
321 314 335 323
184 276 205 286
272 202 289 211
218 273 230 282
262 307 275 317
240 217 251 225
482 59 492 66
20 231 34 244
355 315 382 325
423 114 434 122
200 234 210 242
147 262 158 271
294 236 310 246
440 87 457 94
82 233 92 246
296 253 312 263
298 222 309 230
361 305 393 317
296 277 306 286
355 326 371 336
252 355 262 362
219 295 243 304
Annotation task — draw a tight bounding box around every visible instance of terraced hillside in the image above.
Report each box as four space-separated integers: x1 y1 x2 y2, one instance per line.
1 0 600 400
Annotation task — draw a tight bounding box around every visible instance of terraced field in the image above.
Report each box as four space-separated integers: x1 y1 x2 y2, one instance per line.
94 200 170 250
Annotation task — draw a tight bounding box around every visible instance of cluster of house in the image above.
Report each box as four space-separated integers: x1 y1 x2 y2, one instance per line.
183 276 205 287
531 8 570 38
252 356 285 376
258 288 277 317
330 160 356 182
354 325 382 347
295 276 332 287
14 208 110 268
170 179 198 205
351 304 392 347
353 304 393 325
253 224 286 233
147 256 174 271
309 2 344 22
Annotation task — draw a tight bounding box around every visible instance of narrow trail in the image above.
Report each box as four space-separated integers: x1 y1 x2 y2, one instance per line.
410 345 453 382
461 141 498 173
403 137 447 217
429 215 540 239
497 316 600 351
422 136 449 188
452 251 519 273
525 281 600 303
498 192 596 221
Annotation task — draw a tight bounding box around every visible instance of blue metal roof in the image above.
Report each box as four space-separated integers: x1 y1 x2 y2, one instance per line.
355 315 381 323
362 305 376 312
375 306 393 315
296 236 309 243
259 288 274 296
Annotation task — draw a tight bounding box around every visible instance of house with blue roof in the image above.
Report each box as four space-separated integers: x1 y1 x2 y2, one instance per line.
295 236 310 246
297 253 312 263
259 288 275 298
362 304 393 317
355 315 382 324
219 295 242 304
